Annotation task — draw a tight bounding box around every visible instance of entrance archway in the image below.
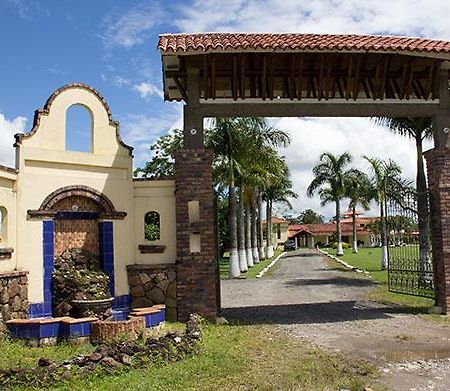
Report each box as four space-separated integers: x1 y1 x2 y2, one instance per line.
158 32 450 319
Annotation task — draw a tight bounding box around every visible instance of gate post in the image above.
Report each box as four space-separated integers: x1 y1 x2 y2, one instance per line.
174 69 219 320
425 148 450 314
425 68 450 314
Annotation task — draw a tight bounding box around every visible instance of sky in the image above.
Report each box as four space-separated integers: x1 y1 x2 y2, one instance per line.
1 0 449 218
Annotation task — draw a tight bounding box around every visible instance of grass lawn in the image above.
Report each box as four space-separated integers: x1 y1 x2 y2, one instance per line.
219 249 283 279
322 247 435 312
0 322 380 391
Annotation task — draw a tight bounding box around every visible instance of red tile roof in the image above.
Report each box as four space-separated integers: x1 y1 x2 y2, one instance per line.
262 217 289 224
288 223 369 236
158 33 450 58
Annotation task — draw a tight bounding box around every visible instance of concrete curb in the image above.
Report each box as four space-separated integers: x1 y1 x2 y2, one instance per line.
317 248 370 275
256 252 287 278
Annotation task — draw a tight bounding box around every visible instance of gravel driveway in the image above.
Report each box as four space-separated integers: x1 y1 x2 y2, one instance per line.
221 249 450 391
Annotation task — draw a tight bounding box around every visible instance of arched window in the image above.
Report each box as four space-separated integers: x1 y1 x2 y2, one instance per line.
144 211 160 241
65 104 93 152
0 206 7 246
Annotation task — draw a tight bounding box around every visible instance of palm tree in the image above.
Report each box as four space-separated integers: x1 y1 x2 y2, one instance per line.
376 117 432 270
263 162 297 258
307 152 352 256
345 170 373 253
364 157 407 269
207 117 290 277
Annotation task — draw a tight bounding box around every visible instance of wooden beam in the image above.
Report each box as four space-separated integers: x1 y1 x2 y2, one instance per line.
174 77 188 101
324 55 332 100
232 54 238 100
269 54 275 99
249 54 256 98
352 56 362 100
203 55 209 100
262 54 267 100
290 55 296 100
318 54 325 100
297 55 303 100
198 101 440 118
405 59 416 100
345 55 354 100
379 56 390 100
240 55 245 99
211 56 216 99
425 62 436 100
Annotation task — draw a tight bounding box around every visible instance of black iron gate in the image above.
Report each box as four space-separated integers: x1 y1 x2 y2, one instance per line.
386 190 434 298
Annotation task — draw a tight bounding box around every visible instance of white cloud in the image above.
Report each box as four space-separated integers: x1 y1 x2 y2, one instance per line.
175 0 450 40
101 3 164 49
113 76 130 87
270 117 432 219
0 113 27 167
133 82 164 100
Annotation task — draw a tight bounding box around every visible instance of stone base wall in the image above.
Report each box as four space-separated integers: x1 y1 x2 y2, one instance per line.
0 271 28 330
127 264 176 320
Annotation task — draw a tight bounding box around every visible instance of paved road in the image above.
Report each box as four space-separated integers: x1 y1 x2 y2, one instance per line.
221 249 450 391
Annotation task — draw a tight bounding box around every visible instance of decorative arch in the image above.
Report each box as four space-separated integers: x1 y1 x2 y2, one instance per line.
28 185 126 219
14 82 133 156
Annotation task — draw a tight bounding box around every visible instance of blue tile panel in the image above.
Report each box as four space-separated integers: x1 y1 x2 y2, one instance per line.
112 310 130 321
60 322 92 337
113 295 131 310
55 212 100 220
8 320 93 339
28 303 45 319
42 220 54 317
99 222 115 296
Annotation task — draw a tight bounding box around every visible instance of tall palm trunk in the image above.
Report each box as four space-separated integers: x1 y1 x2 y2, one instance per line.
251 197 260 264
352 205 358 253
257 191 265 259
237 188 248 272
335 200 343 256
245 204 254 267
416 135 430 278
266 199 274 258
380 194 388 269
228 163 240 278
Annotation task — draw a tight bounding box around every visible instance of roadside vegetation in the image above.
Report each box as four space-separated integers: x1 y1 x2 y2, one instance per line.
220 248 283 279
0 322 380 391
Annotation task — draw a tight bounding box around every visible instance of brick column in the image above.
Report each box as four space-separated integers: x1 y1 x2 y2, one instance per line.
174 149 218 321
425 148 450 313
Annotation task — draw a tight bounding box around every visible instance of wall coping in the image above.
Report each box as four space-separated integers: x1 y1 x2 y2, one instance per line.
127 263 175 271
0 270 28 278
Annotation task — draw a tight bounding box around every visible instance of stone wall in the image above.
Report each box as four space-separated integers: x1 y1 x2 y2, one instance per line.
127 264 176 320
0 271 28 330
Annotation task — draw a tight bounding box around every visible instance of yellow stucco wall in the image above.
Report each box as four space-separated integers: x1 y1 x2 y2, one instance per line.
0 171 17 272
133 180 176 264
6 84 176 304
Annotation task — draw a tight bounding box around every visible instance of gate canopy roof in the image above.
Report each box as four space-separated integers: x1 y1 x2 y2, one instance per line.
159 33 450 109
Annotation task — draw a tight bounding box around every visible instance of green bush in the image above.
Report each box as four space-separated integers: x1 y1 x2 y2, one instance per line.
329 241 350 249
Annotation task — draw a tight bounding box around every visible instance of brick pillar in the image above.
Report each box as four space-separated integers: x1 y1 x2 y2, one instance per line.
425 148 450 313
174 149 218 321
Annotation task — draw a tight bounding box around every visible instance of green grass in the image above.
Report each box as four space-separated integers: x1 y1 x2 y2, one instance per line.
220 249 283 279
0 323 381 391
323 247 435 311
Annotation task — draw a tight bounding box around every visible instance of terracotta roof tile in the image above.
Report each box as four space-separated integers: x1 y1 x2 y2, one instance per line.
158 33 450 57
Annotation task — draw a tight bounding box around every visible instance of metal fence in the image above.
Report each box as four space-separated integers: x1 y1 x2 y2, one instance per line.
386 190 434 298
